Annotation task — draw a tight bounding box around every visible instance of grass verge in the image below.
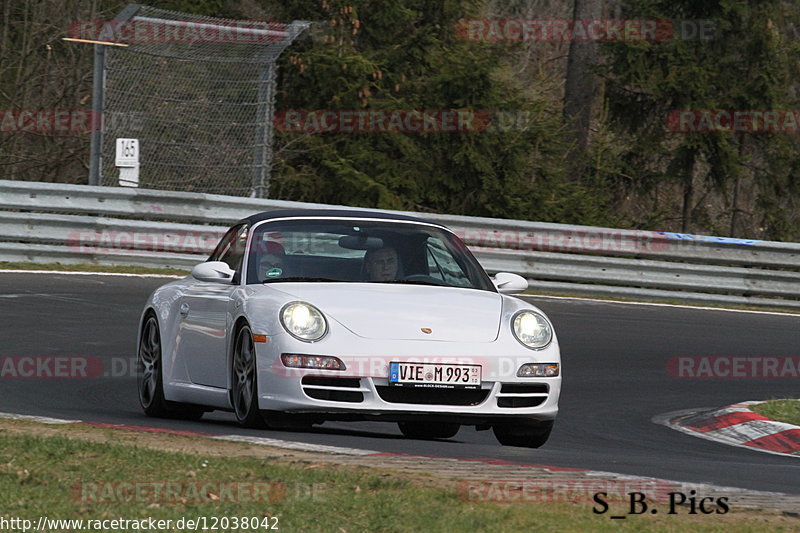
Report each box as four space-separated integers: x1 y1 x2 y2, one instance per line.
0 419 797 532
0 261 188 276
751 399 800 427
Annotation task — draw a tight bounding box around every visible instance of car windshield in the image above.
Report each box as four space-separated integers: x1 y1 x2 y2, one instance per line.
244 218 495 291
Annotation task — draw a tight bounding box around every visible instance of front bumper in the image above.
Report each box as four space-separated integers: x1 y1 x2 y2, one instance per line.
253 321 562 425
258 370 560 425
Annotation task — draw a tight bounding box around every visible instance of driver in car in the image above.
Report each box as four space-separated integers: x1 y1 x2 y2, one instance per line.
364 246 398 281
258 241 287 281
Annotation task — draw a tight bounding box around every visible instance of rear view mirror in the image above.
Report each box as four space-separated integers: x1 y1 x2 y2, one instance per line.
492 272 528 294
191 261 235 283
338 234 385 250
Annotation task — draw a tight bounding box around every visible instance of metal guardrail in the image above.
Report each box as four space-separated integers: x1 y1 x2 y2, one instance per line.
1 180 799 311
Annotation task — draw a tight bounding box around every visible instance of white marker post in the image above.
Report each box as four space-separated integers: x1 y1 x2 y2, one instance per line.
116 138 140 187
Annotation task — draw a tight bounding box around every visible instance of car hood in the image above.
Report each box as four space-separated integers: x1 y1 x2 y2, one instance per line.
270 283 502 342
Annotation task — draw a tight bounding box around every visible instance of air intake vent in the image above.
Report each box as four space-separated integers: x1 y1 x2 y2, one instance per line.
497 383 549 408
301 376 363 403
500 384 549 394
302 376 361 388
376 386 489 406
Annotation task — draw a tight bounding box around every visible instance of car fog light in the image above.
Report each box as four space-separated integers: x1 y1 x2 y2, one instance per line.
517 363 559 377
281 354 345 370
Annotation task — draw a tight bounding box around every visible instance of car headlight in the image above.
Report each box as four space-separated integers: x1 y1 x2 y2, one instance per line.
280 302 328 342
511 311 552 349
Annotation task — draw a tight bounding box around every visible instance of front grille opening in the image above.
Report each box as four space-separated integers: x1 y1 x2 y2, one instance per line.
500 384 549 394
302 376 361 388
497 396 546 408
376 386 489 406
304 388 364 403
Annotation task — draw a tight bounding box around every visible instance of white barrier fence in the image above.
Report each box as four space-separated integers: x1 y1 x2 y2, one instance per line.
2 180 799 310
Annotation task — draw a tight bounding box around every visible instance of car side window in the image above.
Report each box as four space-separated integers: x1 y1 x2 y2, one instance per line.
209 224 248 273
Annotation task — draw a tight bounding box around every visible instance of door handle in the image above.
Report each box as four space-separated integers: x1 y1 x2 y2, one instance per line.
179 302 190 316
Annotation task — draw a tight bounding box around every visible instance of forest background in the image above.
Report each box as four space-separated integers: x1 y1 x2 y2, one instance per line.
3 0 800 241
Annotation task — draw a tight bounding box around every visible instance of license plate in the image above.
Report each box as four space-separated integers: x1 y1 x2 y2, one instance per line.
388 362 481 389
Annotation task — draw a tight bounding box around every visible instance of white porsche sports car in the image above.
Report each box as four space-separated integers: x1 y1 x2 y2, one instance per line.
137 209 561 447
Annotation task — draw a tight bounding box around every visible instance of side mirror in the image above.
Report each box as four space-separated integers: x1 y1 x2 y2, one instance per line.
191 261 235 284
492 272 528 294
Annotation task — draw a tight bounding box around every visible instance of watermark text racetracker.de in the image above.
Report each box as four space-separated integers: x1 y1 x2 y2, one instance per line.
67 229 223 255
0 356 137 379
455 18 716 42
0 110 100 133
67 19 288 44
1 110 145 134
668 110 800 133
274 110 491 134
459 480 729 517
66 226 673 256
458 479 678 503
453 227 669 254
0 515 279 532
276 108 662 134
74 480 326 504
667 356 800 378
270 354 559 381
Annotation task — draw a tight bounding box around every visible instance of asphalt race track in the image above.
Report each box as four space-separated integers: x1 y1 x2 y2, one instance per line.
1 272 798 496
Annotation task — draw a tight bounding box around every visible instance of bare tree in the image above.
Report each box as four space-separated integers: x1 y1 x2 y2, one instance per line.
563 0 603 180
0 0 104 183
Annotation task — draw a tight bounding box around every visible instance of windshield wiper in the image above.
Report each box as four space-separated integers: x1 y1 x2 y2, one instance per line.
263 277 343 283
379 279 449 287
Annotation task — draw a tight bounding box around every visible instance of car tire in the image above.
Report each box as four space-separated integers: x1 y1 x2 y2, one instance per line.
138 313 205 420
492 420 553 448
397 421 460 439
231 324 266 428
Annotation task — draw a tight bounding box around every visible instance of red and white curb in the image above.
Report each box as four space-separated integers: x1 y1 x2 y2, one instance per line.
655 401 800 458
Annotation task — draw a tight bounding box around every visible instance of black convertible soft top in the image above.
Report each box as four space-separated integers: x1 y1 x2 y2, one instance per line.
237 208 444 228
